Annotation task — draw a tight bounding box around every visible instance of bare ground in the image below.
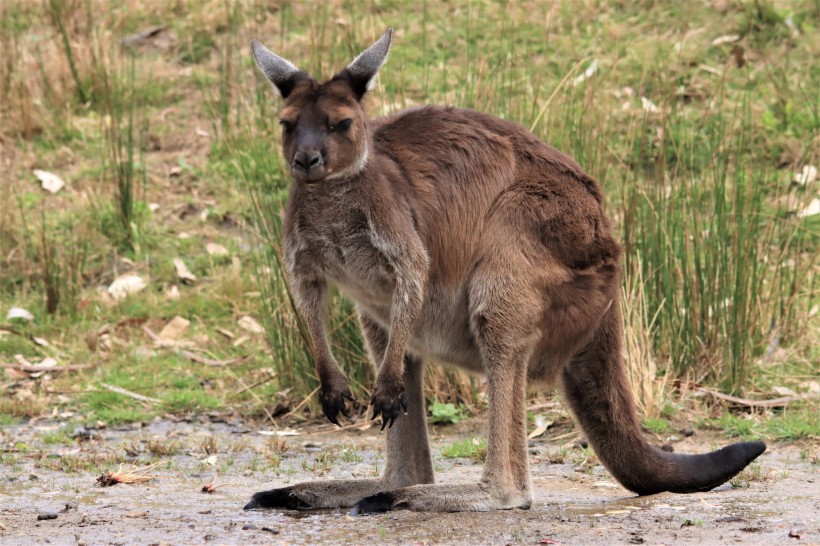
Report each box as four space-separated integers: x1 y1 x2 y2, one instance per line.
1 417 817 546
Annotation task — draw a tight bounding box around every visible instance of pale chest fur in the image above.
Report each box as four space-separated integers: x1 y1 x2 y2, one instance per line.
285 206 395 318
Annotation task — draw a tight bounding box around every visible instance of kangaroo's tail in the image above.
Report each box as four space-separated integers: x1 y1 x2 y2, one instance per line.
561 299 765 495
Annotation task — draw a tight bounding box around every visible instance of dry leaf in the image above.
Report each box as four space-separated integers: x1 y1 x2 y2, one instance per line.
527 417 554 439
158 316 190 341
794 165 817 186
573 59 598 86
238 316 264 334
216 328 235 339
108 275 147 300
257 429 301 437
173 258 197 283
165 285 181 300
33 169 65 193
592 481 620 488
797 198 820 218
711 34 740 46
641 97 660 113
6 307 34 321
206 242 229 257
772 386 797 397
200 455 218 466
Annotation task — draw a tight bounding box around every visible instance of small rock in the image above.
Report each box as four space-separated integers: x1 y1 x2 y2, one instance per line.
661 444 674 452
261 527 280 534
28 473 40 481
682 428 694 437
242 524 258 531
37 512 58 521
62 502 78 512
72 427 101 442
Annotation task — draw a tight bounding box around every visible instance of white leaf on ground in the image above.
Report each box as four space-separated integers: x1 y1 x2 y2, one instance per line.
158 316 190 341
800 380 819 394
32 337 50 347
200 455 218 466
711 34 741 46
794 165 817 186
527 415 554 439
641 97 660 113
173 258 197 283
6 307 34 321
34 357 58 368
257 429 301 437
797 198 820 218
772 386 798 397
596 484 622 493
206 243 229 257
573 59 598 86
108 275 147 300
165 285 180 300
238 316 264 334
148 203 160 212
33 169 65 193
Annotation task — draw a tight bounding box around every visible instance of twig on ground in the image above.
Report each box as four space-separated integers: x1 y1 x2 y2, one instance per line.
101 383 161 404
696 387 818 408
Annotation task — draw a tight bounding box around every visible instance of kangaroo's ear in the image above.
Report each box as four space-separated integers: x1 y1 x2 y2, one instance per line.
251 40 311 99
333 28 393 100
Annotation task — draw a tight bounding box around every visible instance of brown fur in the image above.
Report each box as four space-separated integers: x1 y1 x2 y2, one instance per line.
245 30 765 513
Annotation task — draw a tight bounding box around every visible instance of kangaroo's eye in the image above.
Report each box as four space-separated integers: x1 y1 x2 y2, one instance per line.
332 118 353 132
279 120 294 133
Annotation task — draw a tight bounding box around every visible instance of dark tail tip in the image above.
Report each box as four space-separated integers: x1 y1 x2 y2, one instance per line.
658 439 767 495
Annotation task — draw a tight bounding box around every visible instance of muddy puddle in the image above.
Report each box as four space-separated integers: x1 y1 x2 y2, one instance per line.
1 417 817 545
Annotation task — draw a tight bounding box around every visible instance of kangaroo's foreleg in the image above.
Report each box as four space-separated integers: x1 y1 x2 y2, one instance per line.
367 216 429 428
289 274 354 425
244 312 433 510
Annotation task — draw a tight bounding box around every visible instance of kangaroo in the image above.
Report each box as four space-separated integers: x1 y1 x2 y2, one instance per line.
244 29 765 513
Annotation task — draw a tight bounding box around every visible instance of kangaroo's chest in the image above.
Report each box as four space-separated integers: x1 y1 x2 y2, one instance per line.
295 212 395 313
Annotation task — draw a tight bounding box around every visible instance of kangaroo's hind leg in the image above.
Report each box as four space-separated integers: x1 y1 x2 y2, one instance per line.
351 249 538 513
244 311 433 510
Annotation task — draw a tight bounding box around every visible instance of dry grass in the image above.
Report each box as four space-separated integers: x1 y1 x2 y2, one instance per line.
622 262 671 420
96 460 165 487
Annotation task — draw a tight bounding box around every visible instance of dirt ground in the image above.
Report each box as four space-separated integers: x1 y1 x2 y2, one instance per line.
1 417 817 546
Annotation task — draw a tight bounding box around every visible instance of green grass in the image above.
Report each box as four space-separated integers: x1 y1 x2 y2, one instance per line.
429 403 468 425
441 438 488 463
702 405 820 441
643 418 673 435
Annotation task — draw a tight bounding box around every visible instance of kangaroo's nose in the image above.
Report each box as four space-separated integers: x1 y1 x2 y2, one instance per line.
293 150 323 174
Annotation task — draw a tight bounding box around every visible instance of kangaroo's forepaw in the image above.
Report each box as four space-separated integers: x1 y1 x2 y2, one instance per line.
349 492 398 515
319 384 356 426
370 383 407 430
244 486 311 510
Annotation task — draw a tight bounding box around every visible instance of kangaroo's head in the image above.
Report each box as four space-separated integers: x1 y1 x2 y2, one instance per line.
251 29 392 184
